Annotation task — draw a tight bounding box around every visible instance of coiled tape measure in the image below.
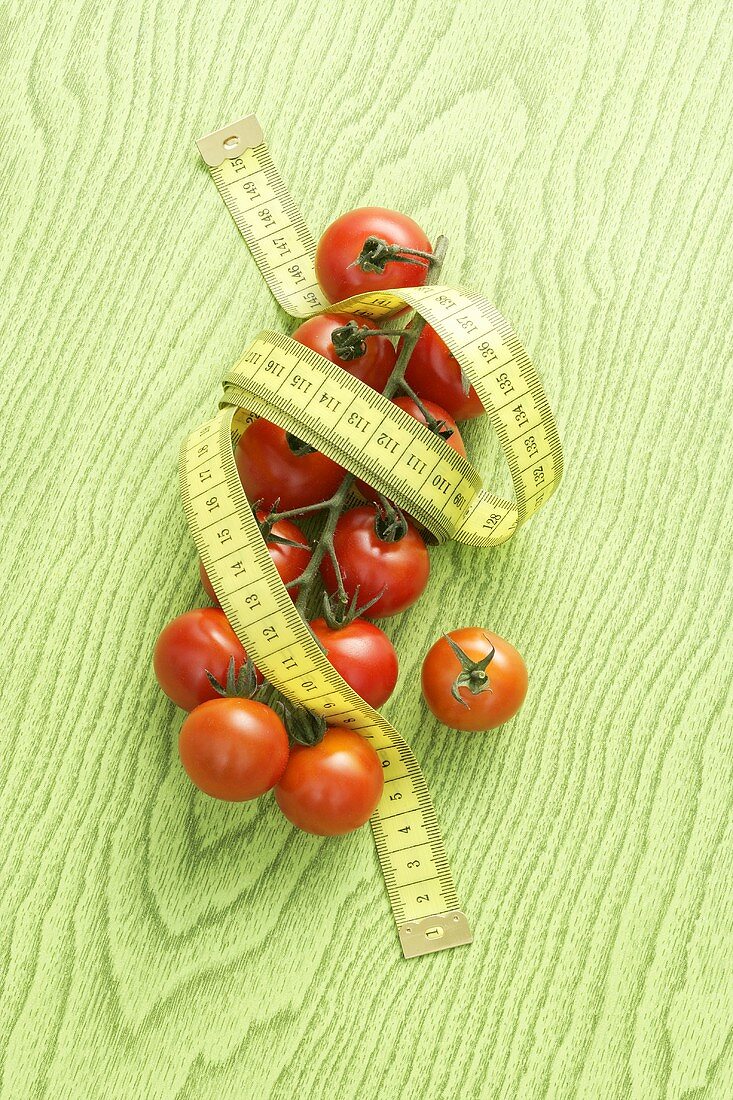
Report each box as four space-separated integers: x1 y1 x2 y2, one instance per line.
183 115 563 957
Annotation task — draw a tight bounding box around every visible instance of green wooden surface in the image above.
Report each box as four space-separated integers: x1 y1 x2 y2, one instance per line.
2 0 732 1096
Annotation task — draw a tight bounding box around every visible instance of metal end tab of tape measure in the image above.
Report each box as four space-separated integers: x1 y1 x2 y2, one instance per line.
183 115 563 958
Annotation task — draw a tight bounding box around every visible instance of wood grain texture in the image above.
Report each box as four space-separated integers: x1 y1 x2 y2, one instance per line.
1 0 731 1096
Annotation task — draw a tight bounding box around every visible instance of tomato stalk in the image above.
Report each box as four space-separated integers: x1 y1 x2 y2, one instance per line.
349 235 438 274
330 320 414 362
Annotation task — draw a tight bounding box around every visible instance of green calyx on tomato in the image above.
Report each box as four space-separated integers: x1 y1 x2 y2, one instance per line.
205 654 260 701
329 320 374 361
320 586 385 629
372 497 409 543
352 235 434 274
273 701 328 747
442 633 495 705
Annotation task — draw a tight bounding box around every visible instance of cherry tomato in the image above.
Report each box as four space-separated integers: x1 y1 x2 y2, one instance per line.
404 323 485 420
235 418 345 511
199 513 310 604
153 608 259 712
291 312 396 392
179 697 289 801
274 727 384 835
309 617 399 708
315 207 432 305
421 628 527 731
355 396 466 506
320 506 429 618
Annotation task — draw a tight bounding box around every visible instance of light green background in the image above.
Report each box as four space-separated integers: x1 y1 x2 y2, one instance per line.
1 1 731 1097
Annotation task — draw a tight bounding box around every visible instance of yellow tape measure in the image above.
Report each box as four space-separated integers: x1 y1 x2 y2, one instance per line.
184 114 563 958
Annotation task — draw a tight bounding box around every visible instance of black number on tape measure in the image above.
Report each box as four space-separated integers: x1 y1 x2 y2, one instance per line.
290 374 312 393
264 359 286 377
262 625 278 641
416 894 430 904
232 560 246 576
348 411 370 433
197 443 209 456
381 759 390 768
301 679 315 691
398 826 411 834
304 292 320 307
258 208 275 227
454 492 465 507
456 315 478 333
199 468 212 482
244 593 260 608
282 655 298 670
478 341 497 362
241 180 260 198
377 432 400 455
524 435 538 457
533 465 545 485
483 513 502 531
513 404 529 428
318 391 341 412
288 263 305 284
407 860 420 869
435 294 455 308
390 792 402 801
497 372 514 394
231 156 245 171
205 496 219 512
272 236 290 254
217 528 232 544
432 474 451 495
406 453 427 476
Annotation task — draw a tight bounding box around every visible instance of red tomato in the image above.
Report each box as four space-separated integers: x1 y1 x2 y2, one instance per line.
274 727 384 835
404 323 485 420
179 697 289 801
153 608 259 712
199 513 310 604
235 419 345 511
355 396 466 506
421 628 527 731
309 617 399 708
320 506 429 618
315 207 432 306
291 312 396 392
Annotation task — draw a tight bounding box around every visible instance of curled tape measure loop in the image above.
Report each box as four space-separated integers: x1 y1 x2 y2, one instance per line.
185 114 563 956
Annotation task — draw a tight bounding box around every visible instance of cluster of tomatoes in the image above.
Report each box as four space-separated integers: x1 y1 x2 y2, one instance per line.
153 207 527 837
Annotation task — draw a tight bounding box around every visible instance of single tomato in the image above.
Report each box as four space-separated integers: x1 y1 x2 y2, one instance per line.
291 312 396 392
235 419 345 511
421 628 527 731
274 727 384 835
153 608 258 712
315 207 432 306
199 513 310 604
179 697 289 801
320 505 429 618
404 323 485 420
310 617 399 708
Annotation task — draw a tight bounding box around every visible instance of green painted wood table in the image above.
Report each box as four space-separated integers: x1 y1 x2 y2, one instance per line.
1 1 731 1096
